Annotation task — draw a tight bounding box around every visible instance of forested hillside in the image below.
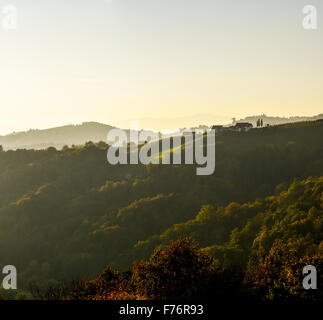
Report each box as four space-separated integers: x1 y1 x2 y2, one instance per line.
0 121 322 298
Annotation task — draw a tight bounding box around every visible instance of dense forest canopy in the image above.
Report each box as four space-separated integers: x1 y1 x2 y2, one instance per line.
0 121 322 300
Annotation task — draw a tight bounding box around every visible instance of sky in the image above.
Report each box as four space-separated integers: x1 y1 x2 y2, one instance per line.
0 0 322 134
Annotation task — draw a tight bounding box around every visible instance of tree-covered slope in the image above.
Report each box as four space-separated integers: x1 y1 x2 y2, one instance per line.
0 121 322 288
134 176 323 267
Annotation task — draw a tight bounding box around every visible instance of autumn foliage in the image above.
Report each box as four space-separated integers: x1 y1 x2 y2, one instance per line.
29 237 321 302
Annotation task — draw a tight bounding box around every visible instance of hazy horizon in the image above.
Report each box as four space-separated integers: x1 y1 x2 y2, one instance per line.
1 0 322 135
0 112 322 136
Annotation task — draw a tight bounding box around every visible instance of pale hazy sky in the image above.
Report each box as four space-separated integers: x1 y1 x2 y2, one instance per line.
0 0 322 134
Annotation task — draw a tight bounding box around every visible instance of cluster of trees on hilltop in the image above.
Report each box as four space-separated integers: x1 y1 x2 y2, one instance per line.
0 121 322 299
231 114 323 127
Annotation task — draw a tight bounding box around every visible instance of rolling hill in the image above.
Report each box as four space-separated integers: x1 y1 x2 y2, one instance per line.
0 122 116 150
0 120 322 292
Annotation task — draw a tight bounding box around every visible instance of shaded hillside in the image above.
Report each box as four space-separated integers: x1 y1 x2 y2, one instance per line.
0 121 322 289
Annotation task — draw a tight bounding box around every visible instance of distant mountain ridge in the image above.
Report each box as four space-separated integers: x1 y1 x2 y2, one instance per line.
111 114 232 131
0 114 322 150
0 122 116 150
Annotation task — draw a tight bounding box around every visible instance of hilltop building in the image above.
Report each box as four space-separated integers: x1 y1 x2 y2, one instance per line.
234 122 253 132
